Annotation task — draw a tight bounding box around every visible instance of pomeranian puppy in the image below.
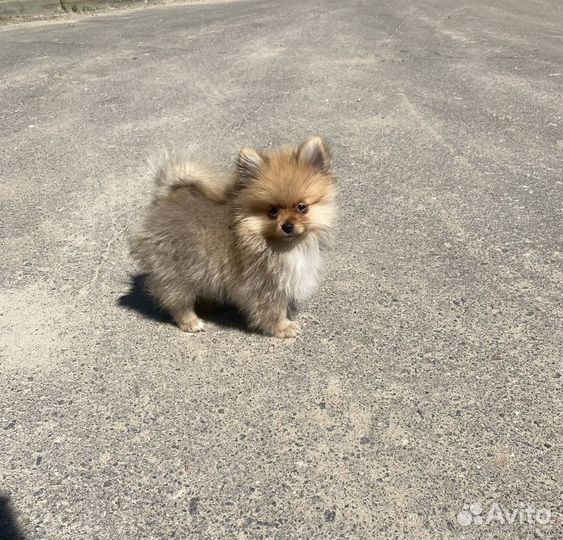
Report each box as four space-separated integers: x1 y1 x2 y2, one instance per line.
129 136 337 338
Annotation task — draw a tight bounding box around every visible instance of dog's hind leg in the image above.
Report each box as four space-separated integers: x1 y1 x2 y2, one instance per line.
173 304 204 333
146 274 204 333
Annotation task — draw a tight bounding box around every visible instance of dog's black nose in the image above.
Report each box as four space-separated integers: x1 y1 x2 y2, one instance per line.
281 222 294 234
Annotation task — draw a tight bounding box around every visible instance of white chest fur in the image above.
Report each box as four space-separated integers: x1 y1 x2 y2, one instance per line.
280 239 322 302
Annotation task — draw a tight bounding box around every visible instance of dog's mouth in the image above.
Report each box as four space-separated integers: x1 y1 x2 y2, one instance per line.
267 233 307 250
281 231 304 240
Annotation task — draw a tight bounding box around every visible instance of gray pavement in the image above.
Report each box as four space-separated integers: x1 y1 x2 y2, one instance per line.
1 0 562 538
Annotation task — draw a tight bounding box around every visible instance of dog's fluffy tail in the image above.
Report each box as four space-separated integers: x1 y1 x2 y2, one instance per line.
150 151 235 204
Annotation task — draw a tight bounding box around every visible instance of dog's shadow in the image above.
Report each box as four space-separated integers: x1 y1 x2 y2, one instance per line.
117 274 249 331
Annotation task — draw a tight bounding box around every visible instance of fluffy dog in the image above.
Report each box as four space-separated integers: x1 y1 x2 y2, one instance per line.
129 136 337 338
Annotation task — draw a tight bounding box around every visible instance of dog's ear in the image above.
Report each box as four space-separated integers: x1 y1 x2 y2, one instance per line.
237 147 264 183
298 135 331 173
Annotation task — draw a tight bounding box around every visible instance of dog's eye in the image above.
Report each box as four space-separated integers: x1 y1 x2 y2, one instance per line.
296 203 308 214
267 207 279 217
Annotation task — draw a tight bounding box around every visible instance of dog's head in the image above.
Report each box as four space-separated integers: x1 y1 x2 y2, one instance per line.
233 136 337 245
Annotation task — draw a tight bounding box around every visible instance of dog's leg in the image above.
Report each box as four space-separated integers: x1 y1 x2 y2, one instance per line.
245 299 299 338
146 274 204 333
271 317 300 338
173 302 204 333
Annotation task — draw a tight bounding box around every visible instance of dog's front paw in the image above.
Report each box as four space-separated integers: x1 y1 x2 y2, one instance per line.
274 320 300 339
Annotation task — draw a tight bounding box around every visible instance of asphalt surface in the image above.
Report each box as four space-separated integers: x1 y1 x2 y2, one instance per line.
1 1 562 538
